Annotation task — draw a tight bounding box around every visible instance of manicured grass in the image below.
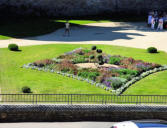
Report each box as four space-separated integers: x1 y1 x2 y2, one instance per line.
0 35 11 40
124 71 167 95
56 20 109 25
0 19 110 40
0 44 167 94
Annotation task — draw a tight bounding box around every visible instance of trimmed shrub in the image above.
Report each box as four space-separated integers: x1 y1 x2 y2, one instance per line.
91 46 97 50
147 47 158 53
8 44 19 51
96 49 102 53
89 55 95 60
22 86 31 93
97 55 103 61
98 60 104 65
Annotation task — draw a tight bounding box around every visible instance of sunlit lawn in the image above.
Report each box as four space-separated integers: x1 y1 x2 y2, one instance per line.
0 44 167 95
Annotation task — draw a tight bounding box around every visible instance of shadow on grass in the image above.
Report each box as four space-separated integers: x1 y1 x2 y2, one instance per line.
0 18 65 39
9 49 22 52
16 49 22 52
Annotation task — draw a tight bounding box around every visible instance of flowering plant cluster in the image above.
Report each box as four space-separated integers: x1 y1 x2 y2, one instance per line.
22 46 166 95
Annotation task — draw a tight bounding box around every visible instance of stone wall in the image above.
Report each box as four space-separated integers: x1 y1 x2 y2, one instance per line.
0 0 167 17
0 104 167 122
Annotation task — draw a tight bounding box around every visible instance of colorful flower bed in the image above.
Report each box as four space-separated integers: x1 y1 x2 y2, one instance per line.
23 46 167 95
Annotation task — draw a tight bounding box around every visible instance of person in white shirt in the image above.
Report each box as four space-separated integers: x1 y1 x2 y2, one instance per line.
151 16 155 29
157 17 164 30
64 20 70 36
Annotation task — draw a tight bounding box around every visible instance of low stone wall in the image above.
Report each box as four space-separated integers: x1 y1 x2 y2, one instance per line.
0 0 167 17
0 104 167 122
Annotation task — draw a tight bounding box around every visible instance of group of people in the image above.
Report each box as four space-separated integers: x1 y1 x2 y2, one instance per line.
148 10 167 30
63 11 167 37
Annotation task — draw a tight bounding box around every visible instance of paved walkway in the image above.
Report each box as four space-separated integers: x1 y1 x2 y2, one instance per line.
0 22 167 52
0 122 116 128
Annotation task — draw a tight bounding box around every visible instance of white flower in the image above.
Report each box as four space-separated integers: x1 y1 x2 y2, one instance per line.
50 69 54 73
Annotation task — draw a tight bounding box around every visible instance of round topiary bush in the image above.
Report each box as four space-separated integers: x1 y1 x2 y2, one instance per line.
8 44 19 51
22 86 31 93
97 55 103 61
89 55 95 60
91 46 97 50
96 49 102 53
98 60 104 65
147 47 158 53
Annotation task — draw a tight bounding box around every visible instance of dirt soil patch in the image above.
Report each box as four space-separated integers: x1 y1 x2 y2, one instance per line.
75 63 120 69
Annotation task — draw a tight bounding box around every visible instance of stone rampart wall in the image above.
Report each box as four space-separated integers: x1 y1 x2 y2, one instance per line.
0 0 167 17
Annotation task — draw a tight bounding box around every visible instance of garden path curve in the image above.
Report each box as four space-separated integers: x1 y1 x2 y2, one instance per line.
0 22 167 52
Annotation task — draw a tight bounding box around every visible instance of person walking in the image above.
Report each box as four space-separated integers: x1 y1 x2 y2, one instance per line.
157 16 164 30
151 16 155 29
64 20 70 36
148 14 152 27
163 14 167 29
154 15 159 29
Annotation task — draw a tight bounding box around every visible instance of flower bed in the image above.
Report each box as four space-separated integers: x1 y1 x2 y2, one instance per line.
22 46 167 95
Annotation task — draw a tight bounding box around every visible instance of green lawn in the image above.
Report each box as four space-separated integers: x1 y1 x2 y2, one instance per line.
56 20 109 25
0 44 167 94
0 35 11 40
124 71 167 95
0 19 110 40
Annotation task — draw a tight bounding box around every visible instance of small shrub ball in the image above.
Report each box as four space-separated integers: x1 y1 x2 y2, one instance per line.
8 44 19 51
89 55 95 60
98 60 104 65
147 47 158 53
22 86 31 93
96 49 102 53
97 55 103 61
91 46 97 50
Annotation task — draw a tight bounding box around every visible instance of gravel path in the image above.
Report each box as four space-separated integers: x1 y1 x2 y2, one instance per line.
76 63 119 69
0 22 167 52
